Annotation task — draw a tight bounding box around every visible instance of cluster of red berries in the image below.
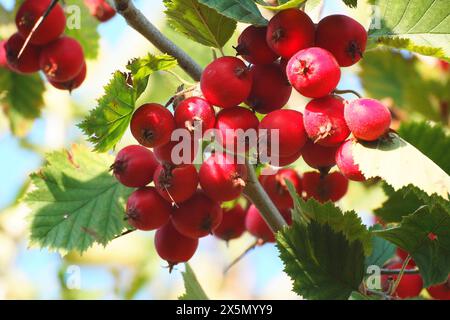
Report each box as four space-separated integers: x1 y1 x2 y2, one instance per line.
84 0 116 22
0 0 86 92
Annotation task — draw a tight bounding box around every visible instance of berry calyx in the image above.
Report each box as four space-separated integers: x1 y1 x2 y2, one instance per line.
49 62 87 92
154 139 198 166
260 168 302 210
344 98 392 141
266 9 315 59
5 33 41 74
302 171 349 203
174 97 216 135
126 187 171 231
301 140 338 170
235 25 279 65
213 204 247 242
427 278 450 300
315 15 368 67
335 140 366 182
381 262 423 299
246 63 292 114
245 205 292 243
130 103 176 148
303 96 350 147
286 47 341 98
84 0 116 22
200 56 253 108
111 145 159 188
171 191 223 238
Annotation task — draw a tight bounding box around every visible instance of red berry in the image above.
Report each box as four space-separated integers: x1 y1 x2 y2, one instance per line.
302 140 338 169
5 33 41 74
315 15 367 67
215 106 259 152
84 0 116 22
154 139 198 166
303 96 350 147
171 191 223 238
111 145 159 188
260 168 302 210
335 140 366 182
236 25 278 65
174 97 216 135
39 37 85 82
246 63 292 114
287 47 341 98
302 171 349 203
199 153 248 202
49 62 87 91
266 8 315 59
130 103 176 148
213 204 247 241
344 98 392 141
0 40 8 69
427 279 450 300
155 221 199 267
259 109 308 157
153 164 199 204
126 187 171 231
16 0 66 45
245 205 291 243
396 248 416 267
381 262 423 299
276 149 302 167
200 56 253 108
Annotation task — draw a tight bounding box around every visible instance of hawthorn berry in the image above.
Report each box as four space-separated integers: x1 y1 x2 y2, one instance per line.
171 191 223 238
84 0 116 22
266 9 315 59
427 279 450 300
49 62 87 91
315 15 368 67
126 187 171 231
16 0 66 45
302 171 349 203
344 98 392 141
213 204 247 242
199 153 248 202
276 149 302 167
111 145 159 188
39 37 85 82
236 25 279 65
246 63 292 114
130 103 176 148
301 140 338 170
245 205 291 243
154 139 198 166
335 140 366 182
303 96 350 147
381 262 423 299
0 40 8 69
153 163 199 204
174 97 216 135
286 47 341 98
200 56 253 108
5 33 40 74
260 168 302 210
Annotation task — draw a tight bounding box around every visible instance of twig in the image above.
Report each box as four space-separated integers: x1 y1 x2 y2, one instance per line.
114 228 136 239
333 89 363 99
223 239 262 275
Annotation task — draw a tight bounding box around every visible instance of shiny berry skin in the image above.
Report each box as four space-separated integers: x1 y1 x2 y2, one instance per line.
200 56 253 108
303 96 350 147
260 168 302 210
213 204 247 241
245 205 292 243
335 140 366 182
155 221 199 267
316 15 368 67
287 47 341 98
381 262 423 299
130 103 176 148
5 33 40 74
302 140 338 169
215 106 259 152
396 248 416 267
266 8 315 59
171 191 223 238
111 145 159 188
302 171 349 203
246 63 292 114
276 149 302 167
126 187 171 231
84 0 116 22
39 37 85 82
259 109 308 157
427 279 450 300
344 98 392 141
0 40 8 69
236 25 278 65
16 0 66 45
174 97 216 135
49 62 87 92
199 153 248 202
154 139 198 166
153 164 198 204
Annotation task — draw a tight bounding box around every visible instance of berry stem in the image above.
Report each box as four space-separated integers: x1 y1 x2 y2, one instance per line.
379 268 420 275
389 254 412 295
333 89 362 98
223 239 261 275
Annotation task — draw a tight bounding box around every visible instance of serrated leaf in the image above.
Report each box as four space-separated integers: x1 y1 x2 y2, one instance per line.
179 263 209 300
343 0 358 8
25 144 133 254
365 225 396 268
198 0 268 26
256 0 306 11
349 291 380 300
352 133 450 199
368 0 450 60
164 0 237 48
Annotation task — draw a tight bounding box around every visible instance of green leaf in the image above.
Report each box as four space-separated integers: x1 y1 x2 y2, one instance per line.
78 71 136 152
164 0 237 48
375 200 450 287
368 0 450 60
179 263 209 300
25 144 133 254
256 0 306 11
343 0 358 8
365 225 396 268
352 133 450 199
198 0 268 26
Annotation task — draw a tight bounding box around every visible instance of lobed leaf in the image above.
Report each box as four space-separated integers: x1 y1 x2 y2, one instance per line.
198 0 268 26
179 263 209 300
